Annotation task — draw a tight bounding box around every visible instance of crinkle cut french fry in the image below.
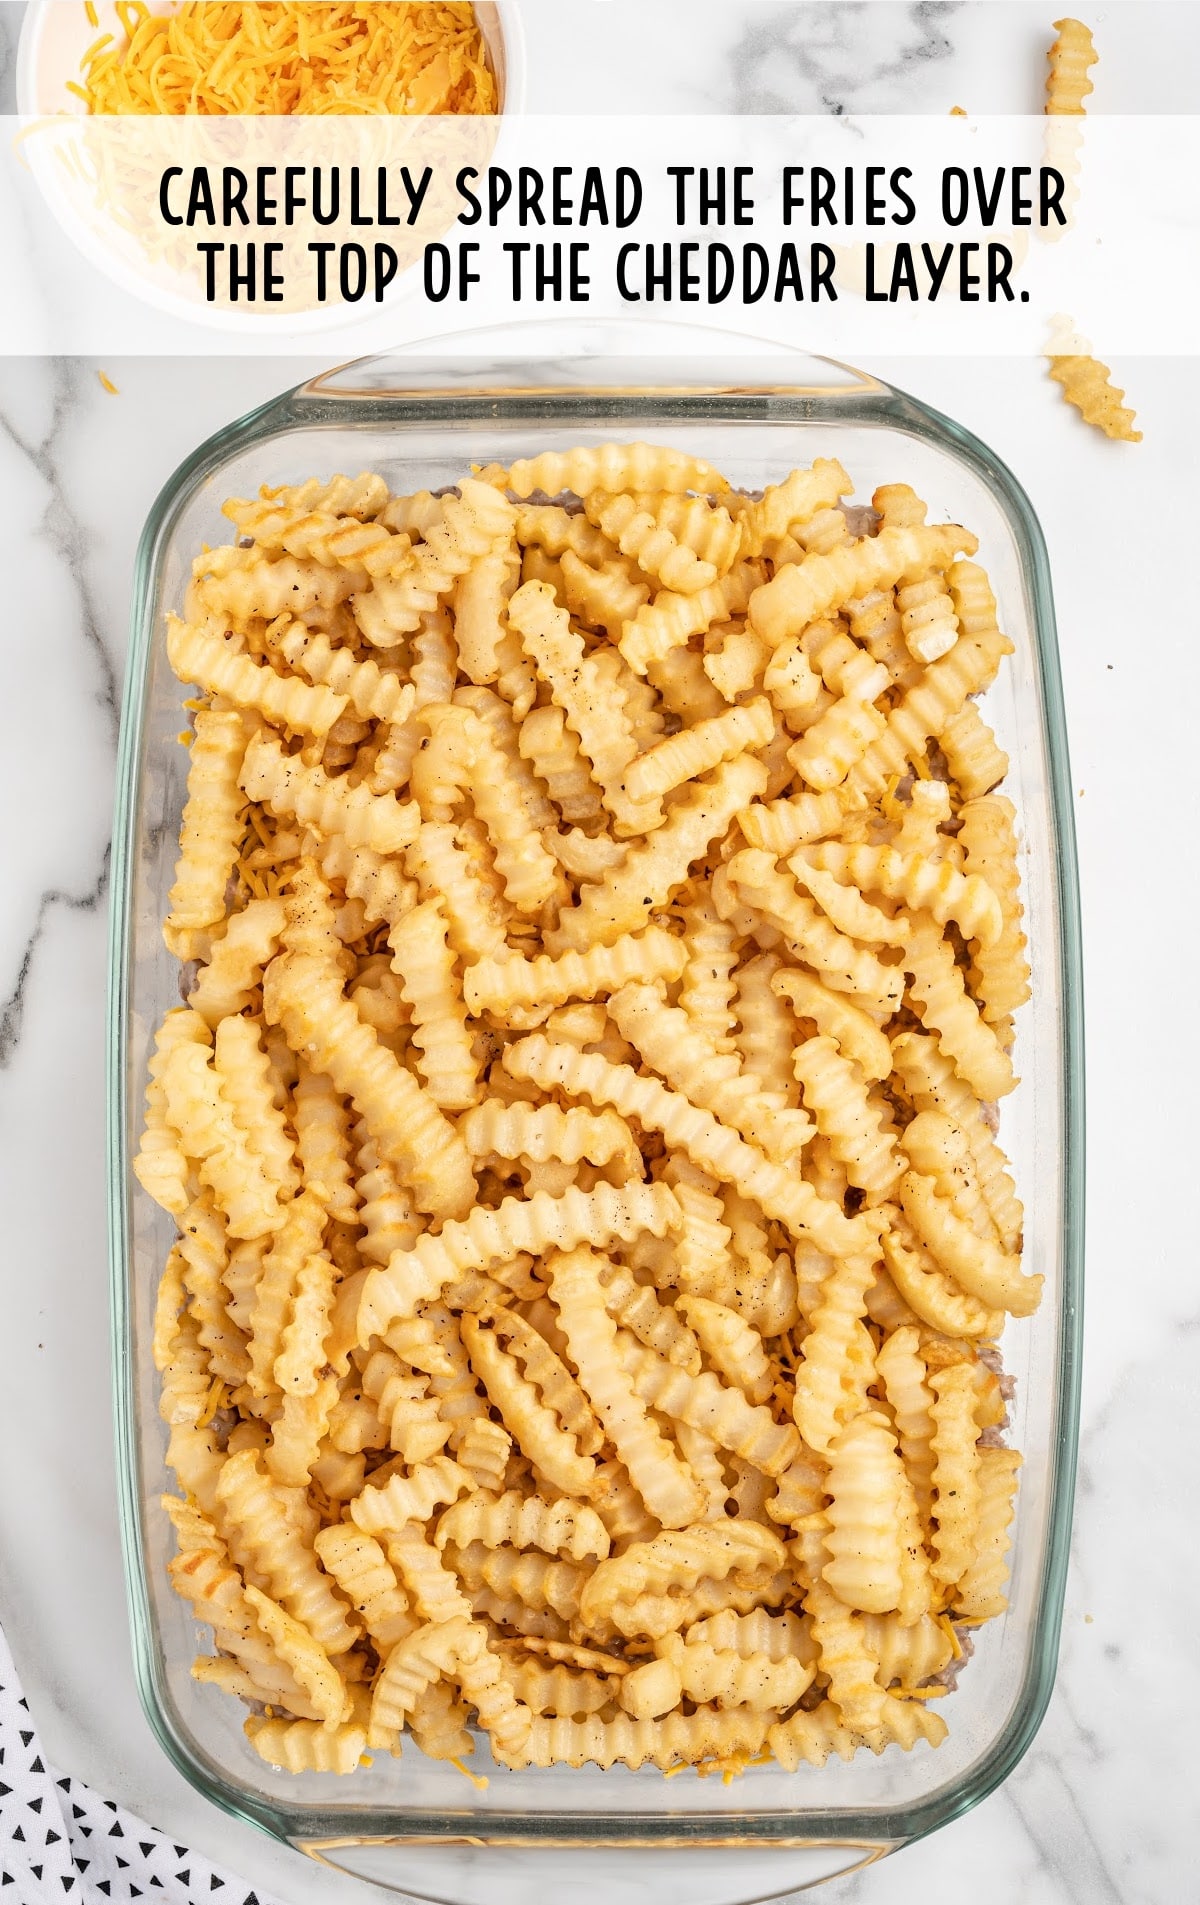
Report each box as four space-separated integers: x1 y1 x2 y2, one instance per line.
508 579 656 836
725 849 904 1015
882 1220 1004 1341
890 1031 1024 1251
194 551 363 624
163 708 249 960
902 1110 998 1242
616 1334 800 1479
443 1540 588 1623
187 897 287 1028
791 1250 880 1456
419 699 562 912
464 925 685 1017
875 1326 938 1526
504 1034 873 1259
167 615 347 737
461 1314 597 1498
583 490 717 595
633 1633 814 1716
791 1034 902 1202
1047 345 1141 442
354 479 516 645
264 950 475 1220
821 1410 910 1615
768 1694 946 1768
356 1181 681 1341
223 505 413 582
215 1448 359 1656
580 1523 786 1635
899 1172 1042 1318
246 1710 368 1775
802 842 1004 950
622 695 774 808
251 471 390 523
928 1364 983 1591
677 891 739 1053
903 917 1015 1103
367 1615 471 1752
388 896 480 1112
213 1013 299 1201
160 1037 283 1241
618 565 757 678
625 490 743 573
1046 15 1098 114
738 459 852 556
438 1490 611 1564
461 1100 640 1177
496 1706 773 1773
266 617 416 725
958 795 1032 1022
731 950 803 1102
149 447 1031 1777
547 1245 704 1530
771 966 892 1082
939 703 1008 802
749 523 977 648
955 1448 1022 1620
847 619 1012 807
503 441 729 502
547 755 769 953
135 1009 210 1217
242 728 419 857
608 981 812 1165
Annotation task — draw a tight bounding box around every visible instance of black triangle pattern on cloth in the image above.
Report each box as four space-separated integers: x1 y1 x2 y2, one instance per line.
0 1627 294 1904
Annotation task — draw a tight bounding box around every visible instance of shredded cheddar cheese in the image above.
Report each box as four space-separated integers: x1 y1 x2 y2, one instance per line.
98 370 120 393
196 1376 230 1427
937 1612 964 1660
77 2 497 116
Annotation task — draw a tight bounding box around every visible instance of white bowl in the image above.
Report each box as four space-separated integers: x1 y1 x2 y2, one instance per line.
15 0 525 335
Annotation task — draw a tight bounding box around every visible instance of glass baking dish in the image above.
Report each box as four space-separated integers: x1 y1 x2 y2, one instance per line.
106 348 1084 1898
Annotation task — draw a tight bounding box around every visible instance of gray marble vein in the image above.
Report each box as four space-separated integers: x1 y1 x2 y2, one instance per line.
0 3 18 114
727 2 961 116
0 848 110 1066
0 356 120 1054
0 358 119 737
1002 1754 1126 1905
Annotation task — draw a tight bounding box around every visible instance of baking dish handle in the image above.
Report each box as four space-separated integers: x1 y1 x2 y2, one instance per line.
279 315 894 407
293 1833 903 1900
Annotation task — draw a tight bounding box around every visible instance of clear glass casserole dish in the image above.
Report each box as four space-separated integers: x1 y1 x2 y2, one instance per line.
106 349 1084 1897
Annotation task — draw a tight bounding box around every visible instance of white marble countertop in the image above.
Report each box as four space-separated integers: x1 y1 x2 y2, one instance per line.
1 5 1197 1904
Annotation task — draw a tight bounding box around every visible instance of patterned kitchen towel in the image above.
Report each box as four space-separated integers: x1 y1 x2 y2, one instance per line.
0 1626 291 1905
